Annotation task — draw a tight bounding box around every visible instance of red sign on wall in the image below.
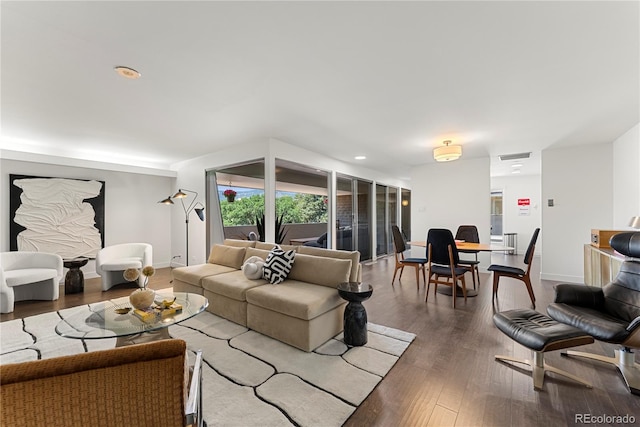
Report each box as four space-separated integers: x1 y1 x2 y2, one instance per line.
518 198 530 215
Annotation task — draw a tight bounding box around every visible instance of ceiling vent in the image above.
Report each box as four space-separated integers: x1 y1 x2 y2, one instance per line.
499 152 531 161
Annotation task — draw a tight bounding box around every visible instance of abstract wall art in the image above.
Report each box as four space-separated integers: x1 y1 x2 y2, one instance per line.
10 175 105 259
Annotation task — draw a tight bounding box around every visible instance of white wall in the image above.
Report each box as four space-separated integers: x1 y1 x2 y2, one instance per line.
0 156 175 278
171 138 412 265
491 174 542 255
541 143 612 283
410 157 491 266
613 123 640 228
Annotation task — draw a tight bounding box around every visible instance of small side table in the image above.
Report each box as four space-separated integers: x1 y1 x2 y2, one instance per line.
337 282 373 346
64 258 89 294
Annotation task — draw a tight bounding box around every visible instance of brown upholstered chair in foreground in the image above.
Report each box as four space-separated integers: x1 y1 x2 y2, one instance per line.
391 225 427 288
488 228 540 308
0 339 203 427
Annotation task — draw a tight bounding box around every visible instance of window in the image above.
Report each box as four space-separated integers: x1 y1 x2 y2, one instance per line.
215 160 265 239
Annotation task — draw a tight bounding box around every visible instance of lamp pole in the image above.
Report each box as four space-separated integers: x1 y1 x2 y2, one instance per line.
159 189 205 267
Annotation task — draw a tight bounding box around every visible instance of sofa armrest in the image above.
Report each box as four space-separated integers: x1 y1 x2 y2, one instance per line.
553 283 605 309
627 316 640 332
355 264 362 283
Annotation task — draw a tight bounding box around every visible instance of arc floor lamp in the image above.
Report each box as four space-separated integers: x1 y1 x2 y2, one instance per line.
159 189 205 266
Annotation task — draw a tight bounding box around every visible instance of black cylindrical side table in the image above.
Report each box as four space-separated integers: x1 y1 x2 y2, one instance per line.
337 282 373 346
64 257 89 294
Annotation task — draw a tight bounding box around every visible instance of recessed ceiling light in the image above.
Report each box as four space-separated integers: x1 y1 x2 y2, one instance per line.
354 156 366 160
512 170 521 174
511 163 523 168
114 66 141 79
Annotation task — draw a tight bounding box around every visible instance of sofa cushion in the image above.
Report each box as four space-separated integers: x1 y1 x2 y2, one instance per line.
203 270 268 301
246 280 345 320
243 247 272 262
207 245 246 269
297 246 360 282
263 246 295 284
255 242 298 252
288 254 352 288
223 239 256 248
99 257 143 271
172 263 236 287
4 269 59 287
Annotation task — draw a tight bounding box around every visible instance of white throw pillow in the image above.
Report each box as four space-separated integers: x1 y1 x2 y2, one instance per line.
241 256 265 280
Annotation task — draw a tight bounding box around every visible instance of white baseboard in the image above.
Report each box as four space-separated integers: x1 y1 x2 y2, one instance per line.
69 261 173 281
540 273 583 284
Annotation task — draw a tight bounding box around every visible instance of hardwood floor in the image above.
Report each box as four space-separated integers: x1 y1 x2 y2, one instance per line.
347 253 640 426
3 254 639 426
0 268 176 322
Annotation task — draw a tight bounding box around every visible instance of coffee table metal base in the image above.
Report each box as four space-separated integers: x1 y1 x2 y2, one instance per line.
116 327 172 347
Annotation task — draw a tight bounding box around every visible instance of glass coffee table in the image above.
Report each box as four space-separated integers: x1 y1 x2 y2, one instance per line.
55 292 208 347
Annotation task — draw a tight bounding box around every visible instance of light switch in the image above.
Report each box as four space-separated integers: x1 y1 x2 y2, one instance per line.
548 199 554 207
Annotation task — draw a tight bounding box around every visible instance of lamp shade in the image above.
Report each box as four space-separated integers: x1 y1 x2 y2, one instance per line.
173 189 188 198
195 207 205 221
433 140 462 162
630 216 640 229
158 196 174 204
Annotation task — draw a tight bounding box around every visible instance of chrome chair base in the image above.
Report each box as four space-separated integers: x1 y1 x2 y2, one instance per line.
562 348 640 395
496 351 592 391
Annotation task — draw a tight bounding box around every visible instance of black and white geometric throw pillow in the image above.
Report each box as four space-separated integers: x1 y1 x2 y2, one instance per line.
263 246 296 284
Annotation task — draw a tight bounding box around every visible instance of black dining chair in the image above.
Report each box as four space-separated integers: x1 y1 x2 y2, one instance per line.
426 228 468 308
391 225 427 288
488 228 540 308
455 225 481 289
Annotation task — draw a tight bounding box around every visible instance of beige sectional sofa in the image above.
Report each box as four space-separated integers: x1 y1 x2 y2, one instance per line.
172 239 361 351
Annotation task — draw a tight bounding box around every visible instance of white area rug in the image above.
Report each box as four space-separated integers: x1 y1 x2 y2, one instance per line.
0 309 415 426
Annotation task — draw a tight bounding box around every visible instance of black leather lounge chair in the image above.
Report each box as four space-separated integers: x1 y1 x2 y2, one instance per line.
547 231 640 395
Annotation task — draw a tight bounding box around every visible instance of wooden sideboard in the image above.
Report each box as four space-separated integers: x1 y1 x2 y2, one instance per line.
584 244 625 287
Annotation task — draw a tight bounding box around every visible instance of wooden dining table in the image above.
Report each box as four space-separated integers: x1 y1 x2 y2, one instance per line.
407 241 514 298
408 241 514 252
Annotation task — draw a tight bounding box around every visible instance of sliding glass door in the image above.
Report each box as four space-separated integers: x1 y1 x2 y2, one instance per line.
336 176 354 251
356 179 371 260
336 175 371 260
388 186 398 254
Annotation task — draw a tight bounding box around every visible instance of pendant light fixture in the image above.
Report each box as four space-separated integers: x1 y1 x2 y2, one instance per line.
433 140 462 162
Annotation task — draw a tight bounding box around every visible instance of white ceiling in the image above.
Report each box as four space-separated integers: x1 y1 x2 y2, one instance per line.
1 1 638 178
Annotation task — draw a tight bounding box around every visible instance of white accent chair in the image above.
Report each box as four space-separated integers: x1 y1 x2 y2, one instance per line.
96 243 153 291
0 251 64 314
